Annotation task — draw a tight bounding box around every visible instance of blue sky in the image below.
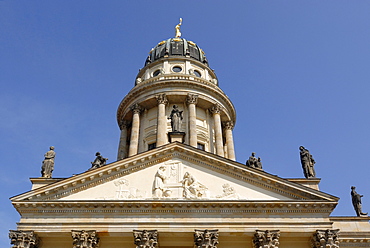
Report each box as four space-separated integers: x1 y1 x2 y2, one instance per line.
1 1 370 246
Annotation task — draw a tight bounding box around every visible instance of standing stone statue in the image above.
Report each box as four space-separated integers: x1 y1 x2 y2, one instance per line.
299 146 316 178
256 157 263 170
168 105 183 132
351 186 368 217
152 166 167 198
90 152 108 170
41 146 56 178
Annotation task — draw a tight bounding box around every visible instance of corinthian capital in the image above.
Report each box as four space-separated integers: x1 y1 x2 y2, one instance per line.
186 94 198 105
194 229 219 248
71 230 99 248
130 103 143 114
9 230 39 248
156 94 168 105
209 104 221 114
253 230 280 248
223 121 234 130
119 119 130 130
133 230 158 248
312 229 339 248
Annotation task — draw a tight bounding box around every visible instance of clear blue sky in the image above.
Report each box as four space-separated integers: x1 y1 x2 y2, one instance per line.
1 1 370 246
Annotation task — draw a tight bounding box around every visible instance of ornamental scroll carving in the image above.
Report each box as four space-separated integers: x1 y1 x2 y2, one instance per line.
210 104 221 114
156 94 168 105
131 103 143 114
71 230 99 248
194 229 219 248
312 229 340 248
253 230 280 248
186 94 198 105
9 230 39 248
133 230 158 248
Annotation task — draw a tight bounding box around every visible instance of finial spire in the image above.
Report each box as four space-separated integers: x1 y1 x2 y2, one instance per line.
175 18 182 38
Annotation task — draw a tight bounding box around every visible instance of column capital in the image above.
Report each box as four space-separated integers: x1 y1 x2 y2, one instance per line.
133 230 158 248
119 119 130 130
186 94 198 105
156 94 168 105
194 229 219 248
223 121 234 130
130 103 143 114
312 229 340 248
210 104 221 114
71 230 100 248
9 230 39 248
253 230 280 248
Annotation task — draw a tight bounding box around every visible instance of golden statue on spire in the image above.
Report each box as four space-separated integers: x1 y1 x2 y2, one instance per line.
175 18 182 38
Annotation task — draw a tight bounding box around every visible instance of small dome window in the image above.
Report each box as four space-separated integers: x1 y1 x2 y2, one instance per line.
172 66 182 73
194 70 201 77
153 69 161 77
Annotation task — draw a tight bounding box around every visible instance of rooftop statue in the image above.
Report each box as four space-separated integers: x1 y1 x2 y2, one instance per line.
90 152 108 170
351 186 368 217
41 146 55 178
168 105 183 132
175 18 182 38
299 146 316 178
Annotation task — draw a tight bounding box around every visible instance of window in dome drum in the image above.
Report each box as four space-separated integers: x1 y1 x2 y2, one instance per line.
171 41 183 55
189 46 200 60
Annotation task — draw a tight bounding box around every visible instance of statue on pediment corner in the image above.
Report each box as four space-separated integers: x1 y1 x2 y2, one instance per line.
90 152 108 170
351 186 368 217
299 146 316 178
41 146 55 178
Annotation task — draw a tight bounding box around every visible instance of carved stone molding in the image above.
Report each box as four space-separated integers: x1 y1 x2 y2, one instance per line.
253 230 280 248
194 229 219 248
312 229 340 248
209 104 221 114
186 94 198 105
9 230 39 248
71 230 99 248
223 121 234 130
133 230 158 248
156 94 168 105
130 103 143 114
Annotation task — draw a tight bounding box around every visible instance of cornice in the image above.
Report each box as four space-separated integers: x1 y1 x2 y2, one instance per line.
11 143 338 204
116 76 236 124
13 200 336 215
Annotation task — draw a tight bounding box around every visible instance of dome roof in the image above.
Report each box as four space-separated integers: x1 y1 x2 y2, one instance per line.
145 38 209 66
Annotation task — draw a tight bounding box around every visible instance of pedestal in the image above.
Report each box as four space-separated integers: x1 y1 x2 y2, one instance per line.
168 132 186 143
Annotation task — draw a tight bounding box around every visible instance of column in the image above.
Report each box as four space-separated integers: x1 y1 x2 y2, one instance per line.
210 104 224 157
186 94 198 147
133 230 158 248
71 230 99 248
9 230 39 248
156 94 168 147
253 230 280 248
128 103 143 157
224 121 236 161
117 120 129 160
194 229 219 248
312 229 340 248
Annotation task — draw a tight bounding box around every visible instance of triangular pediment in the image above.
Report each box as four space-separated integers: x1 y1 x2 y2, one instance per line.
11 143 338 203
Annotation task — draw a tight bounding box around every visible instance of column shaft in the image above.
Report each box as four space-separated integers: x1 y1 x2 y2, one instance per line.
128 104 142 157
211 104 224 157
224 121 236 161
156 94 168 147
187 94 198 148
117 121 128 160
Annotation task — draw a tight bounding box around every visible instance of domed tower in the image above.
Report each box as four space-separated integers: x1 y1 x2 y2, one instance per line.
117 20 236 160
